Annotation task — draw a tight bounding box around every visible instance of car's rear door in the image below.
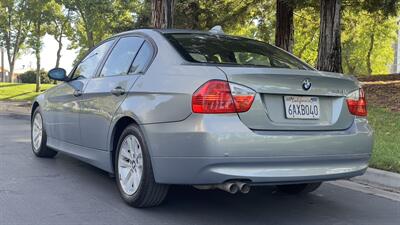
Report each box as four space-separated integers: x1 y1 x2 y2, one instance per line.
79 35 154 150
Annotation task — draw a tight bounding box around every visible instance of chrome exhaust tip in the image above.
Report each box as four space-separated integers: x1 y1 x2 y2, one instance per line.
193 182 240 194
217 182 239 194
193 181 250 194
236 182 250 194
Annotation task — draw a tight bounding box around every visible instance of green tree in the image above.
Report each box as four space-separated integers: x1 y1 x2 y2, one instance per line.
46 1 74 69
174 0 274 43
342 10 397 75
26 0 53 92
18 69 50 84
64 0 138 60
293 7 319 65
0 0 31 82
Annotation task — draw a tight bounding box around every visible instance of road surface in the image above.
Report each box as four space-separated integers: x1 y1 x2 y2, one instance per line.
0 113 399 225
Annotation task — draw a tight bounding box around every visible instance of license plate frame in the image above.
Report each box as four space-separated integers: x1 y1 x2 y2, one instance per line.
284 96 320 120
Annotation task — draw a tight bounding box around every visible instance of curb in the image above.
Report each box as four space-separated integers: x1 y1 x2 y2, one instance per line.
351 168 400 193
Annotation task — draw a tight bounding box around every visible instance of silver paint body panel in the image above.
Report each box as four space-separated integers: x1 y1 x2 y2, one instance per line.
34 29 373 185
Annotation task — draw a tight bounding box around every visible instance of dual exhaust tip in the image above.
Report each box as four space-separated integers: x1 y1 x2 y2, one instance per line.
194 181 250 194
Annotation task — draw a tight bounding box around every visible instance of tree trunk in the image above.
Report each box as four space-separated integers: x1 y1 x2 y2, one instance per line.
316 0 342 73
54 35 63 85
1 47 4 82
275 0 294 52
189 1 200 29
35 50 41 92
87 31 94 49
55 35 63 68
35 23 41 92
9 63 15 83
151 0 175 28
366 33 375 75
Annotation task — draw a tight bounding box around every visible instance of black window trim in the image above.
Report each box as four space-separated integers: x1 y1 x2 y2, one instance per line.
68 32 157 81
96 36 145 79
94 33 157 79
68 38 116 81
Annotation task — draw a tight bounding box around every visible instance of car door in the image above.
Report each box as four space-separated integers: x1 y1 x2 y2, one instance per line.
45 39 114 145
79 36 153 150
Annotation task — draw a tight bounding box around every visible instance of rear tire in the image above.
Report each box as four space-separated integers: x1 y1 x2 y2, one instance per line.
115 124 169 208
276 182 322 195
31 107 57 158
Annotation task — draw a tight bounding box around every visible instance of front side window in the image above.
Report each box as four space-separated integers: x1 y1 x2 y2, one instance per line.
164 33 311 70
72 40 114 79
100 37 144 77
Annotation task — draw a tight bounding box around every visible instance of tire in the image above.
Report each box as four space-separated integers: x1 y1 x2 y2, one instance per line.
276 182 322 195
31 107 57 158
115 124 169 208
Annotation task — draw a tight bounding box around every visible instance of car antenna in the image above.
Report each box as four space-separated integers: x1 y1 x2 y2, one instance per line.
209 25 224 35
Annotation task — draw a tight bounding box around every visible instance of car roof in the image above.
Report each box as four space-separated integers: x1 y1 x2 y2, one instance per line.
112 28 225 38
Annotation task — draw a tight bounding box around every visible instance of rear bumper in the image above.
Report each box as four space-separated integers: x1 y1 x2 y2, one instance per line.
142 114 373 185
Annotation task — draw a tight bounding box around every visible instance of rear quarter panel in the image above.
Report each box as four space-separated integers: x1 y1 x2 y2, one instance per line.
109 30 228 149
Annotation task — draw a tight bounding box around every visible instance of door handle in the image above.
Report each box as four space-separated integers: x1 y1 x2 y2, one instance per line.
111 87 125 96
73 90 82 97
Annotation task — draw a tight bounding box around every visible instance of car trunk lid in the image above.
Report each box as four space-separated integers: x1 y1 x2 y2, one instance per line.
218 67 359 131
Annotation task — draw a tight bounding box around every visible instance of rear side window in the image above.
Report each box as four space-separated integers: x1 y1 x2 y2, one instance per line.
164 33 311 70
100 37 144 77
129 41 153 74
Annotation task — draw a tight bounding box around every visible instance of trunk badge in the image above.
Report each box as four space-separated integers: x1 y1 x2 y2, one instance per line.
302 79 312 91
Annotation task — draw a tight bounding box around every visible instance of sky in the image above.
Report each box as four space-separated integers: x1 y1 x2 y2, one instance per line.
1 34 78 74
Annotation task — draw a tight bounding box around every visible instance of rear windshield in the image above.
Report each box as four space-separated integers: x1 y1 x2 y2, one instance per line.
164 33 311 70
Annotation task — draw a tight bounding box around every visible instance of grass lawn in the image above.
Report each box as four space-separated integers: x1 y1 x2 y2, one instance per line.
368 106 400 173
0 82 55 101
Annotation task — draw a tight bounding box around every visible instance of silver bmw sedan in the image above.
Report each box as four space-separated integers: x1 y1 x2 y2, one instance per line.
30 29 373 208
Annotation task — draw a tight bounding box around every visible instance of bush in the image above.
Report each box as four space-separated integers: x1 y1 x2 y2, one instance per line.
18 70 51 84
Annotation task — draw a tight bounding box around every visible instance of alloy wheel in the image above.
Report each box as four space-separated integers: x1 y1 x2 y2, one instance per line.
32 113 43 151
118 134 144 195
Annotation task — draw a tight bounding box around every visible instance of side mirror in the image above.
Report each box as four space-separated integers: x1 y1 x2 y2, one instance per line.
48 68 67 81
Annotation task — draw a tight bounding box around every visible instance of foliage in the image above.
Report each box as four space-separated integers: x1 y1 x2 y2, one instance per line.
18 70 51 84
46 1 75 68
0 0 31 77
64 0 140 61
1 0 400 77
368 106 400 173
292 5 398 75
293 7 319 66
342 10 397 75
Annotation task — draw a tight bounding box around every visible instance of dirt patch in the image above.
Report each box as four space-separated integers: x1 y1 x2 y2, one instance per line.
363 82 400 112
357 74 400 82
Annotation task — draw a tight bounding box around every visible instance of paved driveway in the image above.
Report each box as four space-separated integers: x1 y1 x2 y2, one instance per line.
0 113 399 225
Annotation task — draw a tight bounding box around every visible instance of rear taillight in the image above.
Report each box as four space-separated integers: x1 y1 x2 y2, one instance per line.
192 80 255 113
346 88 367 116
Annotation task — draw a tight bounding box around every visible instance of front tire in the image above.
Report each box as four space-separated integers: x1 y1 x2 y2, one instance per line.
31 107 57 158
115 124 169 208
276 182 322 195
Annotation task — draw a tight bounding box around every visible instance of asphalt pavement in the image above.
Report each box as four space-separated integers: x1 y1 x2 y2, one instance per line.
0 112 399 225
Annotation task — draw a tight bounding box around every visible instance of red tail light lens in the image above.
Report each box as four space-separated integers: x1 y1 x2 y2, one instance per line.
192 80 255 113
346 88 367 116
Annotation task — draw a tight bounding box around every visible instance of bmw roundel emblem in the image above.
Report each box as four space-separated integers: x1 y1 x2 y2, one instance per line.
302 79 312 91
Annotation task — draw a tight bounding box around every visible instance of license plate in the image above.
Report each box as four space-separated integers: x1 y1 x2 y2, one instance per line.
284 96 320 119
